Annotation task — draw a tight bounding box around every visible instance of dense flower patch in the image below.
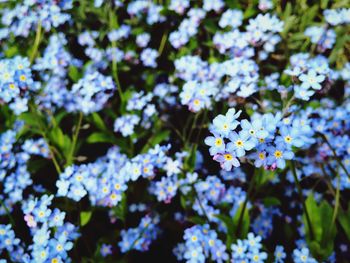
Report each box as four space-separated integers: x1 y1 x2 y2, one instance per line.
0 0 350 262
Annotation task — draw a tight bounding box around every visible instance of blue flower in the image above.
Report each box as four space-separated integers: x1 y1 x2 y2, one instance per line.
227 131 256 157
204 133 225 155
248 248 268 263
240 119 269 143
276 125 305 148
246 233 263 250
231 239 248 260
213 152 240 170
211 108 241 137
274 245 286 263
184 245 205 263
293 248 318 263
267 145 294 169
299 70 325 90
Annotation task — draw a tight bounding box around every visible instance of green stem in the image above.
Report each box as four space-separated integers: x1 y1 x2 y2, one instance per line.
193 186 211 224
158 31 168 56
235 170 257 238
318 132 350 179
291 160 315 240
331 172 340 226
185 112 200 146
111 40 124 102
282 95 295 116
29 104 62 174
108 9 124 107
0 199 15 226
66 112 83 167
29 21 42 64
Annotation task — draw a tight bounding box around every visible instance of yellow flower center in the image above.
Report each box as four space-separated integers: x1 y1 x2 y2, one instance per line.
258 152 265 160
274 150 282 158
19 75 26 81
235 140 244 147
224 154 233 160
193 99 200 106
284 135 292 143
215 138 223 147
56 244 63 251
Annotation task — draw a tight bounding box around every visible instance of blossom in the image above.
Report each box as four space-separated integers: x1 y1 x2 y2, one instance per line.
299 70 325 90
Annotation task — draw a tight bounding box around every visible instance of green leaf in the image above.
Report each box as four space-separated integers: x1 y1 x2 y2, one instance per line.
19 112 45 130
49 126 65 150
80 211 92 226
114 193 127 222
4 46 19 58
304 194 322 242
215 214 235 248
233 203 250 239
188 216 206 225
141 130 170 153
304 194 337 260
68 65 81 82
184 144 197 172
263 197 281 207
89 112 108 131
87 132 117 144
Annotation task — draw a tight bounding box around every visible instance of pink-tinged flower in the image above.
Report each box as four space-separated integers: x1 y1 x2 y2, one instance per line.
24 214 37 228
213 153 240 171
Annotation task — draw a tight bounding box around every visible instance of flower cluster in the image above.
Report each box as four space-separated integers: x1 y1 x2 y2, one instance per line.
118 215 160 253
1 0 72 37
0 57 39 114
175 224 228 263
21 195 79 263
206 108 313 170
231 233 267 262
66 72 115 114
0 0 349 262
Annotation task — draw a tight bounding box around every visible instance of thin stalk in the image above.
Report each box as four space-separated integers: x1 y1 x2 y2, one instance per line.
235 171 257 238
0 199 15 226
158 31 168 56
111 40 124 102
29 21 42 64
194 109 207 144
185 112 200 146
29 104 62 174
331 172 340 226
66 112 83 167
291 160 315 240
282 95 295 116
318 132 350 179
193 186 211 224
108 9 124 105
